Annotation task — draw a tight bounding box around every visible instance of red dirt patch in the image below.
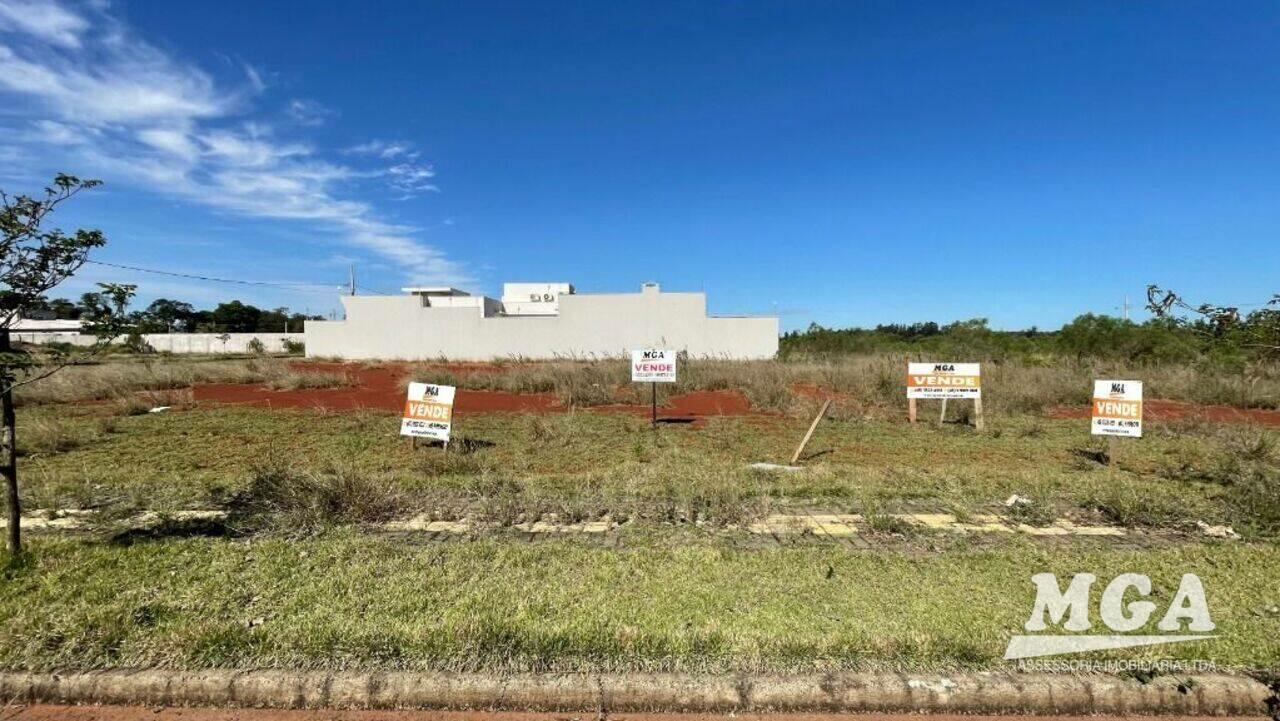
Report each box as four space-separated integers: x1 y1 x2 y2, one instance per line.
1048 398 1280 427
192 363 760 420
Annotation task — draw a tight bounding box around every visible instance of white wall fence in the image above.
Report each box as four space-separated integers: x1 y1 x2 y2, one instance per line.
13 332 305 354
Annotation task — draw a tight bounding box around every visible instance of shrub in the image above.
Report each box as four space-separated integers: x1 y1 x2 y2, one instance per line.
228 460 401 534
122 332 154 354
263 367 352 391
282 338 305 355
245 338 267 355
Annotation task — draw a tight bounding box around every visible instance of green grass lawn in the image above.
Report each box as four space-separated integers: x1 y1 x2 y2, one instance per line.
1 532 1275 673
15 404 1278 535
6 382 1280 676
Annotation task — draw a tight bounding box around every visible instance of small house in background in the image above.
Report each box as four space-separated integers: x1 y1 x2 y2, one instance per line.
305 281 778 360
9 313 85 339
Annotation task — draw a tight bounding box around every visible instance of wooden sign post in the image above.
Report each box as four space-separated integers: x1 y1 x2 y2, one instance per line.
1090 380 1143 465
906 362 984 431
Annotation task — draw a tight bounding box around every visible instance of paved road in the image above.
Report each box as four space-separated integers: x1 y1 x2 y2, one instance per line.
0 707 1270 721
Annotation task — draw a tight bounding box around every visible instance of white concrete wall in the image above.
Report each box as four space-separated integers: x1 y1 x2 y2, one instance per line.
14 332 305 354
304 288 778 360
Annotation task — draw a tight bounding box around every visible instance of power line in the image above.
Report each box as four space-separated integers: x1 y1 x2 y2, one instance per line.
84 259 341 293
86 258 405 297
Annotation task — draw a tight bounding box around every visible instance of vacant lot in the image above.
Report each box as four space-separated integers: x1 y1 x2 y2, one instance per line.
3 355 1278 674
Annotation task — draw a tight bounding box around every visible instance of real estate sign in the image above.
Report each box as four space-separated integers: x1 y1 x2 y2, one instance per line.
906 362 981 399
401 382 456 441
631 349 677 383
1091 380 1143 438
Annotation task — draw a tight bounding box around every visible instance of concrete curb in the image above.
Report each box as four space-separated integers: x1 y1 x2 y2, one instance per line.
0 670 1272 714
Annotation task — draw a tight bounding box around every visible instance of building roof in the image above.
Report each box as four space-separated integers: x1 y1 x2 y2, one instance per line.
400 287 470 296
11 318 84 332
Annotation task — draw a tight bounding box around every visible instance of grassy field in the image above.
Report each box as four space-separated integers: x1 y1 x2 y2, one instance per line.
3 355 1279 675
14 402 1279 536
2 532 1276 673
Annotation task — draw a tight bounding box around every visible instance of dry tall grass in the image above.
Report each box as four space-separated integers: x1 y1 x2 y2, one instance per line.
13 358 351 406
405 354 1280 415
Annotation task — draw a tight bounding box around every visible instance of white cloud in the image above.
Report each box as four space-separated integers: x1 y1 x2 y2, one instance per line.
346 140 437 196
0 0 88 48
0 0 467 286
347 139 417 160
136 127 198 161
287 98 332 126
387 162 438 194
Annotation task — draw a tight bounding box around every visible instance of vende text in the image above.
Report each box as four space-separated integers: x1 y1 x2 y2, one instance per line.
635 363 674 373
1093 400 1140 418
404 401 452 421
909 375 979 387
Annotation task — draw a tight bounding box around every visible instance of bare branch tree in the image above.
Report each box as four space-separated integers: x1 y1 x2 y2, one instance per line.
1 174 135 558
1147 284 1280 354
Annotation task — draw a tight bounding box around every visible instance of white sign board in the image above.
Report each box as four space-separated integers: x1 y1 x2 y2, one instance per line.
1091 380 1143 438
400 382 456 441
631 349 677 383
906 362 981 399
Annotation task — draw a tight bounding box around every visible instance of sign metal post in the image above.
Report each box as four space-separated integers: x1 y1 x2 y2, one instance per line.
631 349 677 427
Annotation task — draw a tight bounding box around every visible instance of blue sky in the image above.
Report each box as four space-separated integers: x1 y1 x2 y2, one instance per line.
1 1 1277 330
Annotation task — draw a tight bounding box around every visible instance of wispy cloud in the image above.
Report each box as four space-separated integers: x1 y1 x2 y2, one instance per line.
0 0 88 48
287 98 333 126
346 139 438 197
0 0 467 286
347 139 417 159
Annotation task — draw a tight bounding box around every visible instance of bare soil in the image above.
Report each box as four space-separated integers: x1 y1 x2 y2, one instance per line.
192 362 759 420
187 361 1280 427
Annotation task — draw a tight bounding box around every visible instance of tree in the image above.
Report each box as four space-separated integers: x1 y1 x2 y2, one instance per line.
1147 285 1280 357
141 298 196 333
255 306 290 333
1 174 134 556
210 300 260 333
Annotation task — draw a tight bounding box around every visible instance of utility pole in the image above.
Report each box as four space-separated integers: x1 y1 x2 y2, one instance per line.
349 265 356 296
1123 295 1131 321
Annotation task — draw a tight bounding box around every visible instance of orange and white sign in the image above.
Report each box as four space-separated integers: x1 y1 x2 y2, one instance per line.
907 362 981 399
1091 380 1142 438
401 382 456 441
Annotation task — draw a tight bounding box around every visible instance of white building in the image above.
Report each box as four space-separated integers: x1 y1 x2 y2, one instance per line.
304 282 778 360
9 316 85 339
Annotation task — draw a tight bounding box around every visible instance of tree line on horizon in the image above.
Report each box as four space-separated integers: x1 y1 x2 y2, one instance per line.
780 307 1280 365
25 295 322 334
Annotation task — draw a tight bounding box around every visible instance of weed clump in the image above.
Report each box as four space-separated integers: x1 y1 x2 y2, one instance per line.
229 460 401 534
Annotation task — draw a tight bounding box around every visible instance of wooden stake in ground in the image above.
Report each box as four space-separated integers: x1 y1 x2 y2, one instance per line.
939 398 948 425
791 399 832 465
905 355 916 424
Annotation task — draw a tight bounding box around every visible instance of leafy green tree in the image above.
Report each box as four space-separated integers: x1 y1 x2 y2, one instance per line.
255 306 290 332
141 298 197 333
210 300 261 333
1 175 134 556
